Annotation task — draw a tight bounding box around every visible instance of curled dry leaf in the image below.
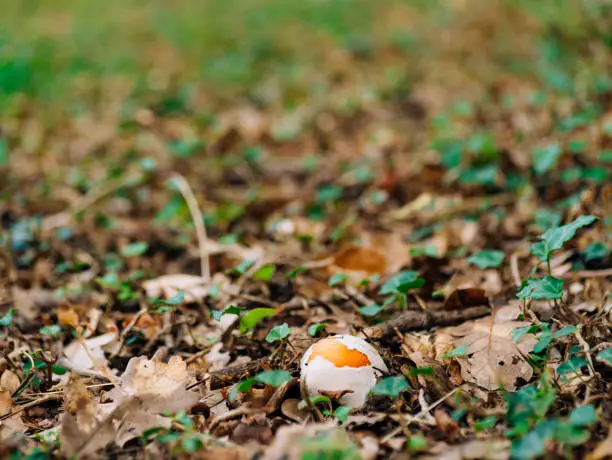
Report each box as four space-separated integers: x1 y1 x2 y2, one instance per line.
436 305 537 391
143 272 238 303
60 331 118 378
60 354 200 456
60 374 115 458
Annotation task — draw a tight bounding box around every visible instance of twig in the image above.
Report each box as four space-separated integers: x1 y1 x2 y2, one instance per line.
0 393 63 421
300 376 323 423
110 308 147 359
560 268 612 279
169 173 211 282
363 306 490 339
510 252 522 288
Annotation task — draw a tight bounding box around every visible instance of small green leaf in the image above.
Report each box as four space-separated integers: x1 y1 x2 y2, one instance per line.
359 304 385 317
308 323 327 337
0 308 17 327
255 370 292 387
266 323 291 343
440 344 468 359
475 416 497 431
286 266 307 279
370 376 409 397
229 378 255 402
467 250 505 269
533 144 562 174
533 335 553 354
517 276 563 300
0 139 8 166
596 348 612 366
40 324 61 337
211 305 242 322
121 241 149 257
253 264 276 281
334 406 351 422
539 215 598 254
530 241 550 262
511 325 538 343
568 405 597 427
329 273 347 287
583 242 609 261
380 271 424 296
232 259 255 275
407 435 428 452
240 307 276 333
553 326 578 339
181 435 203 453
557 356 588 375
298 395 331 410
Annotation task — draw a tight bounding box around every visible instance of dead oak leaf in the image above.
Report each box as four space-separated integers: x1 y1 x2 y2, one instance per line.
0 391 26 442
437 305 537 391
108 354 200 414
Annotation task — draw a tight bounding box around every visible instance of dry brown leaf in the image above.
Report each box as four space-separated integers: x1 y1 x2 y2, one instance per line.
422 439 510 460
57 307 80 328
332 245 387 275
60 374 115 458
60 331 118 378
0 391 26 441
0 370 20 394
437 305 537 390
143 272 238 303
108 354 200 414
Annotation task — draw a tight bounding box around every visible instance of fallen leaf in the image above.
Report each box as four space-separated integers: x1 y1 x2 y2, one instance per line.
437 305 537 390
587 426 612 460
422 439 510 460
333 245 387 275
60 331 118 378
0 391 26 440
0 371 20 394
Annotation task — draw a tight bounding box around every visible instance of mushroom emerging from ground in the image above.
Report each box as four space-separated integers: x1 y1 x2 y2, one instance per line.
300 335 388 408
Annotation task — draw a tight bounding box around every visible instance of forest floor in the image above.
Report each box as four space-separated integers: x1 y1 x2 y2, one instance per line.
1 1 611 459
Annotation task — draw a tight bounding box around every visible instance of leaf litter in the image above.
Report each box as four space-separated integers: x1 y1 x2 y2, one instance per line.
1 2 612 459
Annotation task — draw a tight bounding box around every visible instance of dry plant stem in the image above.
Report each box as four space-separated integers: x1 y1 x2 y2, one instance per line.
170 173 211 282
75 327 117 386
575 330 596 401
300 376 323 423
110 308 147 359
510 252 522 288
364 306 490 339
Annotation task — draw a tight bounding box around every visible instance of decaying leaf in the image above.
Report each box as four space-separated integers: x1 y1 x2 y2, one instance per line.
422 439 510 460
0 391 26 441
59 354 199 456
143 272 238 303
437 305 537 390
60 331 118 378
0 370 20 394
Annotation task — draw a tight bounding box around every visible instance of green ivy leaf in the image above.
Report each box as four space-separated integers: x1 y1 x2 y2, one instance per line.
583 242 609 261
229 378 255 402
380 271 424 296
440 344 468 359
265 323 291 343
529 241 550 262
511 420 557 460
539 215 598 254
557 356 588 375
407 435 428 452
253 264 276 281
329 273 347 287
517 277 563 300
553 326 578 339
359 304 385 317
232 259 255 275
121 241 149 257
511 325 538 343
255 370 292 387
596 348 612 366
370 376 409 397
308 323 327 337
533 144 562 175
40 324 61 337
467 250 505 269
0 308 17 327
568 405 597 427
239 308 277 333
334 406 351 422
211 305 242 322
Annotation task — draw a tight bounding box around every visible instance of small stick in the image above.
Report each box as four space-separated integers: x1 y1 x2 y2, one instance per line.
169 173 211 282
363 306 490 339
